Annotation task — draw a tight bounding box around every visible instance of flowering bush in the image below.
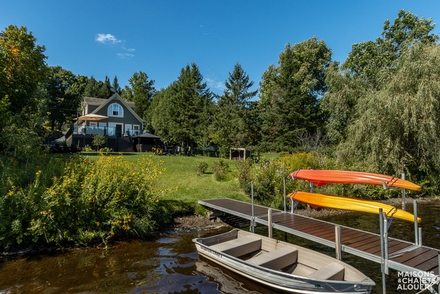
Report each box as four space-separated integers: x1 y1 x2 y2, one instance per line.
1 154 170 250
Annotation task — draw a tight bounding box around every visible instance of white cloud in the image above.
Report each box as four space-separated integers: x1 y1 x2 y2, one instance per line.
117 53 135 59
122 46 135 52
95 33 121 44
95 33 135 58
205 77 225 92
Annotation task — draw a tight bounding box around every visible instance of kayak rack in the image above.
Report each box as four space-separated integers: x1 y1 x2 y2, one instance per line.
199 197 439 294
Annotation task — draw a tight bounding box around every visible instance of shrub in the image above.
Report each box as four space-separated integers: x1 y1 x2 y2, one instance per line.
1 154 170 250
212 159 229 181
195 162 209 176
92 134 106 151
236 159 252 189
238 152 338 208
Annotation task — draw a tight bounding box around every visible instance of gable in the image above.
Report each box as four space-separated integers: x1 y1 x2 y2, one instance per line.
82 94 145 123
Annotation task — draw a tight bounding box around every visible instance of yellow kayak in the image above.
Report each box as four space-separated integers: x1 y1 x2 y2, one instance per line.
289 191 421 223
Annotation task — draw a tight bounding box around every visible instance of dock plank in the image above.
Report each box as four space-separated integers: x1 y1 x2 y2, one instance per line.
199 198 439 283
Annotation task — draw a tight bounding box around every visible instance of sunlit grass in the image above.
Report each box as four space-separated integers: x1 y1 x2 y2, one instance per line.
84 152 251 214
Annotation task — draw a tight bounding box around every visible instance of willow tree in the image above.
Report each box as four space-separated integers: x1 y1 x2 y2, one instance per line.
323 10 438 145
339 43 440 182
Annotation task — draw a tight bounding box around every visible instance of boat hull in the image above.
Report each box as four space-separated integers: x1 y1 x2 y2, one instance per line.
290 191 421 223
194 229 375 293
290 170 421 191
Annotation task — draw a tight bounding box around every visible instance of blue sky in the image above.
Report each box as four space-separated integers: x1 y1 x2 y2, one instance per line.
2 1 440 95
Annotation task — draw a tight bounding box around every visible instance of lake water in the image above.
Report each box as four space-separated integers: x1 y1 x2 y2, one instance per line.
0 200 439 294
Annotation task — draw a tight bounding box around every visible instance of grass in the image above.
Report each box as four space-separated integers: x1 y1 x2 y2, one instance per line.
84 152 251 215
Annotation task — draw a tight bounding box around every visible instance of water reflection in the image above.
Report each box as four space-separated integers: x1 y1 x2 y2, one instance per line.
0 200 438 293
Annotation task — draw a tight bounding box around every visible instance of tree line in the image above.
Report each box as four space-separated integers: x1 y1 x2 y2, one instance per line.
2 9 440 192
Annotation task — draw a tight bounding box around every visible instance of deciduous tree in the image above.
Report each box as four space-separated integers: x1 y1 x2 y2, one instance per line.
259 38 331 151
122 71 156 130
0 25 47 114
44 66 82 130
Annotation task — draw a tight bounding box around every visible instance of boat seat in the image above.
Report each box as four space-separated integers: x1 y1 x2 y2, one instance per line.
248 246 298 270
307 262 345 280
210 236 261 257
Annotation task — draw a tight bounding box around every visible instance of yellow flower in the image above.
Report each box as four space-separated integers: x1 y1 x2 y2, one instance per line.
36 170 42 176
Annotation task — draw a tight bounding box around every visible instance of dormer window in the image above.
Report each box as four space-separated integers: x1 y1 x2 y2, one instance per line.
108 103 123 117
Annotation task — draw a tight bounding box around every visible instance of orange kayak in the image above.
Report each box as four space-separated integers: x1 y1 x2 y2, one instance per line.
289 170 421 191
289 191 421 223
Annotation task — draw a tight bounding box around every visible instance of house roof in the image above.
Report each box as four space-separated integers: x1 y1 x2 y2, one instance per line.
84 97 135 109
84 94 145 123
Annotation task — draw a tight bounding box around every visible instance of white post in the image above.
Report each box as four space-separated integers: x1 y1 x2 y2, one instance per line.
268 208 273 238
251 182 255 233
335 226 342 260
414 200 419 246
379 209 387 294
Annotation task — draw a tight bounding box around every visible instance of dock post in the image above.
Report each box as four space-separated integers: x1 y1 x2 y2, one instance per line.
335 225 342 260
379 209 387 294
268 208 273 238
414 200 419 246
283 177 287 213
251 182 255 233
401 173 406 210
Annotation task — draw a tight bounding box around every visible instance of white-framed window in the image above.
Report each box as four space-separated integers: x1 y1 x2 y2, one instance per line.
98 122 106 130
108 123 116 136
125 124 132 136
108 103 124 117
133 125 140 135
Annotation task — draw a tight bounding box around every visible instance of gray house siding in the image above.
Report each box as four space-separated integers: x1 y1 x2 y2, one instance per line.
71 94 145 151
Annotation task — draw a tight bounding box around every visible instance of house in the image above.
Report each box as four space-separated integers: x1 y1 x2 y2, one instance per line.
68 94 147 152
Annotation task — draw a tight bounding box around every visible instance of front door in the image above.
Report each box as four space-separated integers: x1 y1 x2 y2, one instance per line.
116 124 122 137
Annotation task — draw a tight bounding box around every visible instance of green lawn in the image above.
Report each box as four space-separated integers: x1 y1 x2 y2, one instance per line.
84 152 251 215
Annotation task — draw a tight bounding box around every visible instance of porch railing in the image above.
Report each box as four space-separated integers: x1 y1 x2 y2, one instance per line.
73 126 140 137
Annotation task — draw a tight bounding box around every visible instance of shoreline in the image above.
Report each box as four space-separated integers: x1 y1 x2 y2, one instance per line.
2 197 438 256
169 196 439 232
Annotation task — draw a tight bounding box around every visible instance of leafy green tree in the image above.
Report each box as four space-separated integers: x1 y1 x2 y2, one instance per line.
0 25 47 162
0 25 47 114
44 66 82 131
150 87 173 139
92 134 106 151
259 37 331 151
83 76 103 97
122 71 156 129
153 64 213 148
323 10 438 145
339 43 440 180
211 63 257 150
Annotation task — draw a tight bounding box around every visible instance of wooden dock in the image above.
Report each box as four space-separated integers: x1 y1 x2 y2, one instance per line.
199 198 439 291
